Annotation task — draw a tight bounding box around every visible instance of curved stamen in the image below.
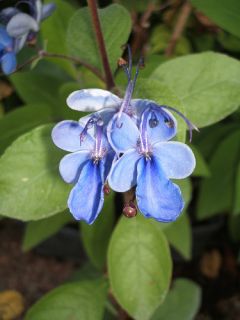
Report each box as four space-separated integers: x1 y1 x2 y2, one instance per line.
160 105 199 142
116 80 134 128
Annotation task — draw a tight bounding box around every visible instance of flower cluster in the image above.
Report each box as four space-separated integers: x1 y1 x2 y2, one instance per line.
0 0 55 74
52 53 196 225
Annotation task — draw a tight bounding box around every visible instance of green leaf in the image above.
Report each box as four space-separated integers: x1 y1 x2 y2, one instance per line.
67 4 132 73
108 214 172 320
41 0 76 77
151 52 240 128
25 279 108 320
151 278 201 320
0 124 70 221
197 129 240 220
10 72 64 108
175 178 192 207
163 213 192 260
135 78 186 142
190 0 240 38
190 145 210 177
81 191 115 270
0 105 53 154
22 211 72 251
233 163 240 215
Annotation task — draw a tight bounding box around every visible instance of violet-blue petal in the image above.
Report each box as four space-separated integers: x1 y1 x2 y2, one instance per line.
0 26 13 48
108 149 141 192
153 141 196 179
107 113 139 153
59 150 90 184
7 13 39 37
41 3 56 20
67 89 121 112
1 52 16 74
136 156 184 222
52 120 94 152
68 160 104 224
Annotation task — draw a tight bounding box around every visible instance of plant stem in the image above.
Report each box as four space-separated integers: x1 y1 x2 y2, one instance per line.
165 1 192 57
87 0 115 90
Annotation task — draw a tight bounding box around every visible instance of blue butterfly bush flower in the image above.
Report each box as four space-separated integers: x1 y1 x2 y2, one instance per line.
0 0 55 74
52 49 197 224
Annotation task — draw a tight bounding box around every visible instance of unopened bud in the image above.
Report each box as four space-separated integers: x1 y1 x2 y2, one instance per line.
123 202 137 218
104 184 111 195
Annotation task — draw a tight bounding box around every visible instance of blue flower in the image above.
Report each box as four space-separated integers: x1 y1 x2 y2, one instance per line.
108 107 196 222
52 117 115 224
5 0 56 43
0 26 17 74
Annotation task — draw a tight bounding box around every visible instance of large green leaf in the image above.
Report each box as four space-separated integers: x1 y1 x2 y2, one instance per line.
135 78 186 142
81 192 115 270
151 278 201 320
197 129 240 220
0 105 53 154
67 4 131 74
25 279 108 320
0 124 70 221
22 210 72 251
190 0 240 38
108 215 172 320
151 52 240 128
163 213 192 260
190 145 210 177
10 72 64 108
41 0 76 77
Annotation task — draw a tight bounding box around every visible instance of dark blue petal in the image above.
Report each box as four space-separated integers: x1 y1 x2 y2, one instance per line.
153 141 196 179
68 160 104 224
59 150 90 184
41 3 56 20
107 113 139 153
0 26 13 48
1 52 16 74
101 150 115 181
136 156 184 222
52 120 95 152
108 149 141 192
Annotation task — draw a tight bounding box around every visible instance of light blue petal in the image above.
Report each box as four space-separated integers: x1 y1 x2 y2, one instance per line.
59 150 90 184
41 3 56 20
136 156 184 222
67 89 121 112
68 160 104 224
108 149 141 192
0 26 13 48
132 99 177 142
1 52 16 74
7 13 39 38
153 141 196 179
14 34 27 52
52 120 95 152
107 113 139 153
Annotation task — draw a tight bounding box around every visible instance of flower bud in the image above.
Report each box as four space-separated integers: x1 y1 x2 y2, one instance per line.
123 201 137 218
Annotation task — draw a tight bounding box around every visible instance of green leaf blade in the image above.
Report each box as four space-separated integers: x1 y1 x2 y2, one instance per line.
108 215 172 320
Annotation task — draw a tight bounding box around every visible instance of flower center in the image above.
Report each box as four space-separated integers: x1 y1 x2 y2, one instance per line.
138 107 153 159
